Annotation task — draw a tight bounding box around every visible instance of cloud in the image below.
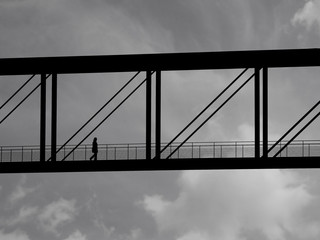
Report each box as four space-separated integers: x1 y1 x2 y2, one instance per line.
8 185 34 204
0 197 83 238
86 190 143 240
141 170 319 240
2 197 77 236
64 230 87 240
8 175 35 204
0 229 30 240
176 231 210 240
237 123 254 141
237 123 281 142
292 0 320 32
7 206 38 226
0 0 174 58
38 198 77 236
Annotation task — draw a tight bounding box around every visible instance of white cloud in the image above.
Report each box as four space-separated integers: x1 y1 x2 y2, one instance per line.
38 198 77 236
0 229 30 240
8 185 35 204
8 175 35 204
7 206 38 226
64 230 87 240
141 195 170 219
176 231 210 240
141 170 319 240
1 197 79 237
237 123 280 142
292 0 320 31
0 198 79 237
237 123 254 141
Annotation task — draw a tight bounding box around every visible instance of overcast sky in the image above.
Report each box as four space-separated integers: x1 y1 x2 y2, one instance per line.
1 0 320 240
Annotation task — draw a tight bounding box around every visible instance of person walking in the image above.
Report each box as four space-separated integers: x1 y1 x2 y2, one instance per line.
90 137 98 161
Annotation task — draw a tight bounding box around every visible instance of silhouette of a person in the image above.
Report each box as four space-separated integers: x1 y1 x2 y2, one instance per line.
90 137 98 161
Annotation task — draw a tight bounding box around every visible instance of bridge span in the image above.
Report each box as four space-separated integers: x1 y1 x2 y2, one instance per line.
1 49 320 173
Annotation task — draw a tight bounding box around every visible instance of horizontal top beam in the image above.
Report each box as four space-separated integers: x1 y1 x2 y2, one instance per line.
1 48 320 75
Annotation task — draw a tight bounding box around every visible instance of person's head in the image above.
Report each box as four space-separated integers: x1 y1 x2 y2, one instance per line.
94 137 97 142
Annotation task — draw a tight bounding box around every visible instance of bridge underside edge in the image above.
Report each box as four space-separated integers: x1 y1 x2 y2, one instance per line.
0 158 318 173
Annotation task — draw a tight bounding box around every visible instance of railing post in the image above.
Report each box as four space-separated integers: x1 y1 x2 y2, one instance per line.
213 142 215 158
235 141 237 158
85 145 87 161
242 144 244 158
40 74 46 162
192 142 194 158
106 144 108 160
279 142 282 157
127 144 129 160
135 146 137 160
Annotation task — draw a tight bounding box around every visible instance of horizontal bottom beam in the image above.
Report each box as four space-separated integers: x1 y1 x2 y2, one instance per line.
0 158 319 173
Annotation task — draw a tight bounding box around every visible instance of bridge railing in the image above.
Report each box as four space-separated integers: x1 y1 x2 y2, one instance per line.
0 140 320 162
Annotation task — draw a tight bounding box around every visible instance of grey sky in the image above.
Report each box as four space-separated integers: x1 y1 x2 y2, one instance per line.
0 0 320 145
1 1 320 240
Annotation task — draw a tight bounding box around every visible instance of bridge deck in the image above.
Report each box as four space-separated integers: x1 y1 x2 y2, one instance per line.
0 157 318 173
0 141 318 173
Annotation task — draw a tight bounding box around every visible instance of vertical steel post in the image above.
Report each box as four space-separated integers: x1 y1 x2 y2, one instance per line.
155 70 161 159
40 74 46 162
262 68 268 158
51 73 57 162
254 68 260 158
146 71 152 160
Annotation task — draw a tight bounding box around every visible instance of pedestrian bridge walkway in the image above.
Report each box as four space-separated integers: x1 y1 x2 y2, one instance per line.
1 140 319 162
0 140 319 173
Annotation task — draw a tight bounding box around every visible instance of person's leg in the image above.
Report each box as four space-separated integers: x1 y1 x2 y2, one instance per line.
94 152 97 161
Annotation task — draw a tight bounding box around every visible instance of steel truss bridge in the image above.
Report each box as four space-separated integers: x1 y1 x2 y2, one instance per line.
1 49 320 173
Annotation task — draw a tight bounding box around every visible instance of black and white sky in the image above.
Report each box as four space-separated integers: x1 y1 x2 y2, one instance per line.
1 0 320 240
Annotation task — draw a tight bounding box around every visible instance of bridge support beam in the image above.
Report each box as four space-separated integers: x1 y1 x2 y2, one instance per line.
155 70 161 159
262 68 268 158
40 74 46 162
51 73 57 162
254 68 260 158
146 71 152 160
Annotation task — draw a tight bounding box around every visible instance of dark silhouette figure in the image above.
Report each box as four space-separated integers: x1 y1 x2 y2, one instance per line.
90 137 98 161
